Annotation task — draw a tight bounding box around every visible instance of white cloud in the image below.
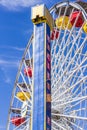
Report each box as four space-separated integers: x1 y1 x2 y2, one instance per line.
8 46 25 51
0 125 5 129
0 59 19 67
1 67 12 84
0 0 42 9
0 54 21 59
0 46 25 51
5 77 11 84
0 60 19 84
13 47 25 51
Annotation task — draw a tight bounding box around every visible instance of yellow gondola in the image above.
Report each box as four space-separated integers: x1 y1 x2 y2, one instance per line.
83 22 87 34
16 92 30 101
55 16 72 30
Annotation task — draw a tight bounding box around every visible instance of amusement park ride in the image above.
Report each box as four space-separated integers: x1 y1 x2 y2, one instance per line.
6 1 87 130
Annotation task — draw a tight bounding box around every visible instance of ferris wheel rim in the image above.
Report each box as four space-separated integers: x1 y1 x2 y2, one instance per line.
6 35 33 130
49 1 87 20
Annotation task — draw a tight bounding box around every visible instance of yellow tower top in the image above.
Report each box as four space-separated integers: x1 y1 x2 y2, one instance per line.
31 4 54 29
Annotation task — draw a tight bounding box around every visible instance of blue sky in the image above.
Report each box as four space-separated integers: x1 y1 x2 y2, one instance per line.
0 0 86 129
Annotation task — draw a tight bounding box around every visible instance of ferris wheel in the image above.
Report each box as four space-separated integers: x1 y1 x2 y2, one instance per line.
6 1 87 130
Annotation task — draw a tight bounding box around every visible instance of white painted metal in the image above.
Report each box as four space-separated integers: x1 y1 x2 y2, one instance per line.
6 1 87 130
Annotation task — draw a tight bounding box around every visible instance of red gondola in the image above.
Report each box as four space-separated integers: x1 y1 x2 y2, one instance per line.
11 116 25 126
50 28 59 40
24 67 32 78
70 11 84 27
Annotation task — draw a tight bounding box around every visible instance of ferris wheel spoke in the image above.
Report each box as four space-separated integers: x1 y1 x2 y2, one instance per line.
12 118 29 130
51 4 63 50
69 78 86 99
53 95 87 109
51 9 75 76
19 114 31 119
20 72 32 96
52 62 87 98
55 29 84 81
54 14 84 71
52 120 67 130
64 107 86 115
71 81 87 97
63 118 83 130
14 96 31 108
71 84 86 101
22 126 27 130
52 113 87 121
68 58 85 80
51 38 74 84
53 93 86 111
52 25 86 87
52 126 57 130
53 75 87 102
61 35 87 72
26 49 33 68
52 78 87 102
17 83 32 104
59 7 74 41
17 83 32 94
54 4 73 46
66 108 87 115
27 49 32 66
63 58 87 84
11 107 31 114
25 58 33 67
57 79 87 104
22 123 31 130
68 64 87 80
52 85 87 105
23 61 32 87
52 5 69 57
64 99 86 115
15 96 24 103
52 42 87 97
